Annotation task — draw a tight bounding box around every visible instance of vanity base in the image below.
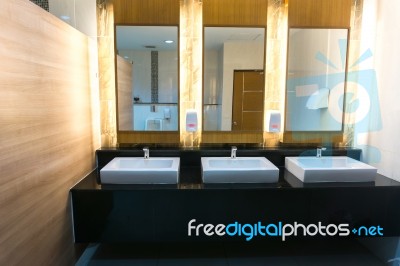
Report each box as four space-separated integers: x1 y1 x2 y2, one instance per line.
71 171 400 243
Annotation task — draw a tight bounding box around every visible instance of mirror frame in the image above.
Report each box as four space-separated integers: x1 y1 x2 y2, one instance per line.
201 25 267 144
283 26 351 144
201 0 268 145
111 0 180 146
114 23 181 144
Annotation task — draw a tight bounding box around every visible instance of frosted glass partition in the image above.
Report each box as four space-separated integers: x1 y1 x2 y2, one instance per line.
203 27 265 131
115 26 179 131
285 28 348 132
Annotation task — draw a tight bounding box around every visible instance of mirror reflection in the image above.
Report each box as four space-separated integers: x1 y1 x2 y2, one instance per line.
285 28 348 132
115 26 178 131
203 27 265 131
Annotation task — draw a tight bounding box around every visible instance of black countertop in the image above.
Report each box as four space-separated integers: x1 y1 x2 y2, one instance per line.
71 168 400 191
68 147 400 191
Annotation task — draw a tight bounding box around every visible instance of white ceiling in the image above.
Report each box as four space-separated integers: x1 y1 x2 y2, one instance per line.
116 26 265 51
116 26 178 51
205 27 265 50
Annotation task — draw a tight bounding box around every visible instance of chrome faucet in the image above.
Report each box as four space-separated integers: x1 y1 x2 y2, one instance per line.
231 146 237 159
316 147 326 158
143 147 149 159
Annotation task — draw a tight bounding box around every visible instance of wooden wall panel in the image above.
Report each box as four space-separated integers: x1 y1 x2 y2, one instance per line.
113 0 180 25
203 0 268 26
117 55 133 130
118 131 180 144
0 0 97 265
202 132 263 144
283 132 344 144
288 0 352 28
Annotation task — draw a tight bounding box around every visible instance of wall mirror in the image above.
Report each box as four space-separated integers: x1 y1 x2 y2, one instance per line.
285 28 349 132
203 27 266 132
115 26 179 132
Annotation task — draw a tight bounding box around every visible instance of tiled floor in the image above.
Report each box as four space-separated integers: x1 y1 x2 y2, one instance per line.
76 240 386 266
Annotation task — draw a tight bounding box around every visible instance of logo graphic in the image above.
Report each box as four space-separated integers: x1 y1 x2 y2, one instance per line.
286 31 382 162
388 257 400 266
188 219 384 242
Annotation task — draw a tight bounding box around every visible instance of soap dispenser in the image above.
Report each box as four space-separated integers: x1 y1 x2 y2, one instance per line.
186 109 198 132
266 110 281 132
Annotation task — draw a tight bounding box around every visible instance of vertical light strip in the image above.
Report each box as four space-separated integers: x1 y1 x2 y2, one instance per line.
179 0 203 147
342 0 364 146
263 0 288 146
97 0 117 147
88 37 101 150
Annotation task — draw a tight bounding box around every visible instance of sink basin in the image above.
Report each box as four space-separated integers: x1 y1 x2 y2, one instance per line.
201 157 279 183
100 157 180 184
285 156 377 183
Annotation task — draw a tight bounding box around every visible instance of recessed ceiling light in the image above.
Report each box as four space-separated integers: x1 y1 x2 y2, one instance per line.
60 15 70 21
164 40 174 44
124 56 129 59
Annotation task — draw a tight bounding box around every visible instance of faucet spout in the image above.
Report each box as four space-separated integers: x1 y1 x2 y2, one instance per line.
143 147 149 159
231 146 237 159
316 147 326 158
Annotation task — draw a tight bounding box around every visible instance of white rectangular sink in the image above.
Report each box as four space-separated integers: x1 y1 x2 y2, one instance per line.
201 157 279 183
100 157 180 184
285 156 377 183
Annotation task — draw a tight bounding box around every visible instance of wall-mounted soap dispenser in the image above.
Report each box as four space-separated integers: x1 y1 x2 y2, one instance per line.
266 111 281 133
186 109 198 132
164 108 171 120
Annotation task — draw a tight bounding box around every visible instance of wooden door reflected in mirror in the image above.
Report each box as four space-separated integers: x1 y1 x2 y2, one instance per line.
232 70 264 131
203 27 266 132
